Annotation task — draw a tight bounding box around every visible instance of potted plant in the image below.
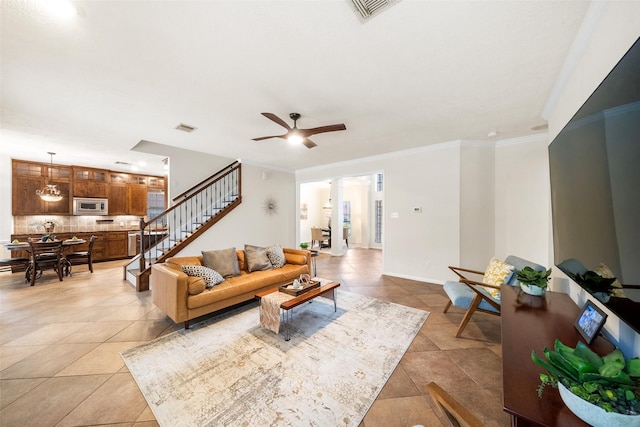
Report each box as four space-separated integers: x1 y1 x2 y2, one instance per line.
299 242 309 250
516 266 552 296
532 339 640 425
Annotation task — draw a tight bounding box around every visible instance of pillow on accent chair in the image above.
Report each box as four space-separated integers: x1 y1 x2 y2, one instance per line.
482 257 514 298
244 244 273 272
266 243 286 269
202 248 240 278
181 265 225 289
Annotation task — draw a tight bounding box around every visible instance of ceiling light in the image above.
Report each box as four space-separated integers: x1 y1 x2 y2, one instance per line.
487 131 498 138
36 152 63 202
138 160 146 167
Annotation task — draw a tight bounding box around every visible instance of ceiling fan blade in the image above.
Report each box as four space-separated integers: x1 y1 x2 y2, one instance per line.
300 124 347 137
261 112 291 130
252 134 288 141
303 138 318 149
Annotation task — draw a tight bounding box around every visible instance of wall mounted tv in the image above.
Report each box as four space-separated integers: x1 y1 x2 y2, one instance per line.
549 37 640 334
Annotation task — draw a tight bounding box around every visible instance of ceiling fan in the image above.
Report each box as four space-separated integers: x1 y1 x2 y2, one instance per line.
252 112 346 149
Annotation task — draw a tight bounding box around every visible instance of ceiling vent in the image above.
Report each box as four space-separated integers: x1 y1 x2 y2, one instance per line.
347 0 401 22
115 161 132 165
175 123 197 133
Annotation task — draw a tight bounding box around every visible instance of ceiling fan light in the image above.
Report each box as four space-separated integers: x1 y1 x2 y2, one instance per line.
287 131 304 145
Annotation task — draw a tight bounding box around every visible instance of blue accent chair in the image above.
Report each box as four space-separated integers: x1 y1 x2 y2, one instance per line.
443 255 546 337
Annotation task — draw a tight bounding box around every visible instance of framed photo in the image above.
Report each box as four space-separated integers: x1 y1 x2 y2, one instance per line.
574 300 607 344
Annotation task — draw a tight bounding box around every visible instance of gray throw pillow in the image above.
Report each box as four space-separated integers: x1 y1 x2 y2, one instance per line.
266 243 286 269
202 248 240 278
244 244 273 272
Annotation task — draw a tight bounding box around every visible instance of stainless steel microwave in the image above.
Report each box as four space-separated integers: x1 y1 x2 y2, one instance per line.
73 197 108 215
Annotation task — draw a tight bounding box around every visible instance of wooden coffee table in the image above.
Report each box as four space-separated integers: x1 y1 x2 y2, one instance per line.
255 281 340 340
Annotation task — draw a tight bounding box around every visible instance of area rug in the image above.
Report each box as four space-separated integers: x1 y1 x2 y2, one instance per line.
121 290 429 427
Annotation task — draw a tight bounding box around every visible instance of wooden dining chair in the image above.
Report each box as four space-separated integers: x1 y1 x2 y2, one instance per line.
311 227 327 248
426 382 485 427
27 240 64 285
65 235 97 275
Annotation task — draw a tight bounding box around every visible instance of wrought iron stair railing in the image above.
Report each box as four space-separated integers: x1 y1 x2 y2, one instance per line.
124 161 241 291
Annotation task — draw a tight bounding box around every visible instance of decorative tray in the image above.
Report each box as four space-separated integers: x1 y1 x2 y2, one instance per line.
279 280 321 296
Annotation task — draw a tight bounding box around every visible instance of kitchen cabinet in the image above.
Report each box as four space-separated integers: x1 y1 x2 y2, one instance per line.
12 160 72 215
105 231 128 259
108 183 128 215
127 184 147 216
147 176 165 189
73 167 108 198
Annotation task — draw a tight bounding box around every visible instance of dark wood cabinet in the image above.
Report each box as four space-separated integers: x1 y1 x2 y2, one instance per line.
73 167 108 198
108 183 128 215
12 159 163 217
127 184 147 216
105 231 128 259
12 160 72 215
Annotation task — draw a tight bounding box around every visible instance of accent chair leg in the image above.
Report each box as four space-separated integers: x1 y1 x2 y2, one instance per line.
443 300 452 313
184 320 190 329
455 294 483 338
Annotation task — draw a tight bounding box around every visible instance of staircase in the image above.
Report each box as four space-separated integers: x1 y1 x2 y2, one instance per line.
124 161 242 291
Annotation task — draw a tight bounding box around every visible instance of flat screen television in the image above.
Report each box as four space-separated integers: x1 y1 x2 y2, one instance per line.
549 37 640 334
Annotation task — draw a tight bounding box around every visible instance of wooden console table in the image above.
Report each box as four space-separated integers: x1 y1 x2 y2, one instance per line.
501 285 614 426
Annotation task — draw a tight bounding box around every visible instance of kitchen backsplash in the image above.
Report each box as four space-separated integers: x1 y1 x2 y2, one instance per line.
13 215 145 234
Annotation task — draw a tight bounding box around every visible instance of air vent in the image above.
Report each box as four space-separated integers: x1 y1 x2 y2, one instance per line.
115 161 131 165
347 0 400 22
175 123 197 133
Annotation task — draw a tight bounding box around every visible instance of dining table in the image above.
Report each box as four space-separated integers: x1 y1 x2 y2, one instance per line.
4 238 86 282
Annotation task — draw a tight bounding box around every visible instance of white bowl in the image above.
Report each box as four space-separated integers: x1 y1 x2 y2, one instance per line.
558 383 640 427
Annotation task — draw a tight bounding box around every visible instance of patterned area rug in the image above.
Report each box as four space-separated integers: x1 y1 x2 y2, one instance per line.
121 290 429 427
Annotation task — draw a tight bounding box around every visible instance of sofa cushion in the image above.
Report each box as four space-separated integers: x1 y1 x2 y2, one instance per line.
244 245 273 272
166 256 203 271
284 253 307 266
187 277 206 295
181 265 224 289
266 243 286 268
202 248 240 278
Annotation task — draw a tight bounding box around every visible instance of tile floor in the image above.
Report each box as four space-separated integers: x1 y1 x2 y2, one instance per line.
0 249 509 427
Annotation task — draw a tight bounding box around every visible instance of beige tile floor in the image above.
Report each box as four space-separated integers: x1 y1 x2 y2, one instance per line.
0 249 509 427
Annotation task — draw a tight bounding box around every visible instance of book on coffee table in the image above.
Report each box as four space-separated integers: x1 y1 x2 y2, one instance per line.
279 279 321 296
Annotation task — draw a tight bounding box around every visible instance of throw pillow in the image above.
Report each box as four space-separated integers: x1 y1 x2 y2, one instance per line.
266 243 286 268
244 244 273 272
187 277 206 295
202 248 240 278
181 265 224 289
482 257 514 299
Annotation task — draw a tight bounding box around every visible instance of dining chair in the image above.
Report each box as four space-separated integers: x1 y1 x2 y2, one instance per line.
27 240 64 285
65 235 97 275
342 226 349 248
426 382 485 427
311 227 327 248
0 257 30 274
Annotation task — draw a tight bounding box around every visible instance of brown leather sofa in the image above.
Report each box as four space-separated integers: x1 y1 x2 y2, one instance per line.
151 248 311 328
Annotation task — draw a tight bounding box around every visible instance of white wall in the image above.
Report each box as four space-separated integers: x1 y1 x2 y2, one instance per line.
544 1 640 356
297 142 462 283
170 161 297 256
460 142 495 270
494 134 551 268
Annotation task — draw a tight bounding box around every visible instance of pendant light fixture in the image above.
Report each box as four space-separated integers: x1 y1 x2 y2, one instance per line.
36 152 63 202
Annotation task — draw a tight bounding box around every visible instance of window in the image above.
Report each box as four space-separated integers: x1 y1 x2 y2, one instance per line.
375 200 382 243
343 201 351 226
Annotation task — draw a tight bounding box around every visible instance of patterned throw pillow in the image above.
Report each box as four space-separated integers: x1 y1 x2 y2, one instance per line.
266 243 286 269
181 265 224 289
482 257 514 299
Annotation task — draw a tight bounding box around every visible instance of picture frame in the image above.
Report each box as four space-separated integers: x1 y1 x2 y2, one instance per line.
574 300 607 344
